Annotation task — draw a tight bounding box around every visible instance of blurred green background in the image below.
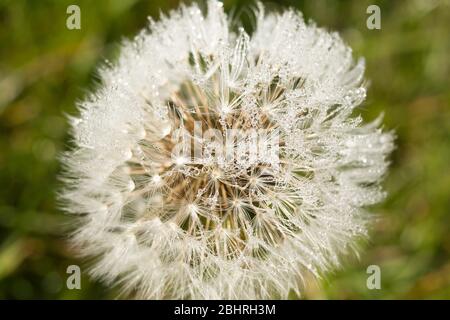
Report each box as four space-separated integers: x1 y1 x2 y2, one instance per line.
0 0 449 299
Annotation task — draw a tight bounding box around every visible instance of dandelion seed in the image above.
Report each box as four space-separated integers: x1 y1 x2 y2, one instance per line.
152 174 162 184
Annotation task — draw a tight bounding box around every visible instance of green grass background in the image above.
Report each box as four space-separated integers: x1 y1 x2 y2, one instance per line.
0 0 449 299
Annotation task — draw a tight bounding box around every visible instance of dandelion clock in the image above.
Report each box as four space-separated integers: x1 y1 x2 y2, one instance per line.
61 0 394 299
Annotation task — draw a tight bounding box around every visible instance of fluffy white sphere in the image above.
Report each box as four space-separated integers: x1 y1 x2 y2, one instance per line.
61 0 394 299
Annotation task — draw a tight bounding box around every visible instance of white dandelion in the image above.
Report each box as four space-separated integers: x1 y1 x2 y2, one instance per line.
61 0 394 299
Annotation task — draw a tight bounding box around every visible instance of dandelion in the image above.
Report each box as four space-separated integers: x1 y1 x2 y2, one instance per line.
61 0 394 299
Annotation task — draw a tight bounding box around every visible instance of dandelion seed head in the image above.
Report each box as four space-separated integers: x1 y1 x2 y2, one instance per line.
61 0 394 299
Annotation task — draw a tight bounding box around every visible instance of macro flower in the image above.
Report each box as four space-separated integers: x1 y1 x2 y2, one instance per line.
61 0 394 299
